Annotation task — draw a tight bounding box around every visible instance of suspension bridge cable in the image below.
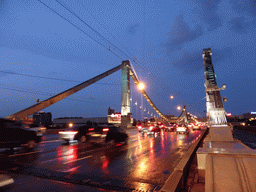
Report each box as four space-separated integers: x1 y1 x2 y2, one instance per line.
37 0 185 117
0 70 121 85
57 0 161 90
56 0 160 87
37 0 124 61
76 0 135 58
55 0 130 59
1 87 119 107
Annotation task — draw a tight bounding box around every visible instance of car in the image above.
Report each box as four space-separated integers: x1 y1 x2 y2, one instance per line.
0 174 14 187
59 126 80 144
74 125 94 143
166 124 176 132
0 118 42 150
23 123 47 136
176 124 189 134
146 124 161 134
192 124 201 130
88 124 129 145
137 124 149 133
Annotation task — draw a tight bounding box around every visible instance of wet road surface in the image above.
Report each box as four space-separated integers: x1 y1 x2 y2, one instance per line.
0 128 203 191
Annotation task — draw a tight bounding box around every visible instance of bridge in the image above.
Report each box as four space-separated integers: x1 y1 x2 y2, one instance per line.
6 60 190 126
2 49 256 192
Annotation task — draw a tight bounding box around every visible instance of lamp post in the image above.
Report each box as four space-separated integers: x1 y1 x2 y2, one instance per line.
137 82 145 121
135 101 137 120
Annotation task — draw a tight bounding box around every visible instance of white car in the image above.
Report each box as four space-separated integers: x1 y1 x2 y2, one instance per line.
59 127 78 144
176 125 189 134
0 174 14 187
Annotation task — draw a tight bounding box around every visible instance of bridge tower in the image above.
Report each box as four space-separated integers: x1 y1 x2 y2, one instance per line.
121 60 131 128
183 106 189 124
202 48 227 126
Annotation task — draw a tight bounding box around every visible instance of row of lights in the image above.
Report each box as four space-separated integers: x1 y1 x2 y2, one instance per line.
136 83 183 119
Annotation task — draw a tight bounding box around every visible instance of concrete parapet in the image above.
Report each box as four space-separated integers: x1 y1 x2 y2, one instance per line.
208 125 234 141
197 141 256 170
205 153 256 192
196 125 256 192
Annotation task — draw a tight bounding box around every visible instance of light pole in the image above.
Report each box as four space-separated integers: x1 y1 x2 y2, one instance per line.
138 82 145 121
135 101 137 119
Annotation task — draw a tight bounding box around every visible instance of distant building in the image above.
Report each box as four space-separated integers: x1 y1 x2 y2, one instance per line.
53 117 108 127
108 107 115 115
33 112 52 126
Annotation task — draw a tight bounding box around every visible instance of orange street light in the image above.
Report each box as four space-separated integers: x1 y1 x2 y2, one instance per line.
138 82 145 90
177 106 181 110
170 95 174 99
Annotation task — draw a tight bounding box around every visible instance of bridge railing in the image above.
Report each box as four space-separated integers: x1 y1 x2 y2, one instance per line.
161 127 209 192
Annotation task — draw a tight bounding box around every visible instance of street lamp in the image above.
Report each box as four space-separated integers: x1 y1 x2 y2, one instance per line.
177 106 181 110
170 95 174 99
138 82 145 91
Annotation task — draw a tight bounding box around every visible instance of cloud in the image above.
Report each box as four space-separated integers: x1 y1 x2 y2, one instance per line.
0 0 7 12
236 0 256 17
171 46 233 73
165 15 204 50
194 0 223 31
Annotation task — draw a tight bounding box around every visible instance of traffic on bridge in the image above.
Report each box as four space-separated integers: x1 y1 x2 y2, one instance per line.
1 0 256 192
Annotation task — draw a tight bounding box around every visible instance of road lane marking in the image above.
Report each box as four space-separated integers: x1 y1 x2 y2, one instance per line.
63 155 92 164
40 140 61 144
8 150 41 157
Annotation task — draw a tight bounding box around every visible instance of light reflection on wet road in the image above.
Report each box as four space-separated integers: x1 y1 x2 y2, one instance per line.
1 128 203 190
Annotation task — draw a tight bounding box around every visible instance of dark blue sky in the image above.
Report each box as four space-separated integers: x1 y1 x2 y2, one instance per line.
0 0 256 120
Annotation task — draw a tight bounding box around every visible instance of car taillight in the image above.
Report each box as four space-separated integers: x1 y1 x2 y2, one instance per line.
103 128 109 132
149 126 153 131
59 131 78 134
138 126 142 129
88 128 94 131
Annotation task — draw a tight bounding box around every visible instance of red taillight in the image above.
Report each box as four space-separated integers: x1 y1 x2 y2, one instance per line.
138 125 142 129
149 126 153 131
103 128 109 132
88 128 94 131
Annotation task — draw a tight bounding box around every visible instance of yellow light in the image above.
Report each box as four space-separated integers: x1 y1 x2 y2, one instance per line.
170 95 174 99
177 106 181 110
138 83 145 90
69 123 73 127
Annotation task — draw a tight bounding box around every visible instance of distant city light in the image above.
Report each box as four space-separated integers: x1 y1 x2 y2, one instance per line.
177 106 181 110
170 95 174 99
226 113 232 116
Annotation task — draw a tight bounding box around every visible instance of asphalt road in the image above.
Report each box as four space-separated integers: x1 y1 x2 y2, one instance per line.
0 128 203 191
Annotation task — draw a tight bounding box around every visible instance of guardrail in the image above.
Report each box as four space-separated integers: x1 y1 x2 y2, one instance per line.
161 127 209 192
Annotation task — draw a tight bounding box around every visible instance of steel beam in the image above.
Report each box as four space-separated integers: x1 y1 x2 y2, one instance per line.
7 63 124 120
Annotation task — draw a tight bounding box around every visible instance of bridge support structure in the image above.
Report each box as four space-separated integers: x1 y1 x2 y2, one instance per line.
196 48 256 192
121 60 131 129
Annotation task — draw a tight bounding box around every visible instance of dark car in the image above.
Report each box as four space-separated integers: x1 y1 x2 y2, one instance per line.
0 118 42 149
87 124 128 145
73 125 93 143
